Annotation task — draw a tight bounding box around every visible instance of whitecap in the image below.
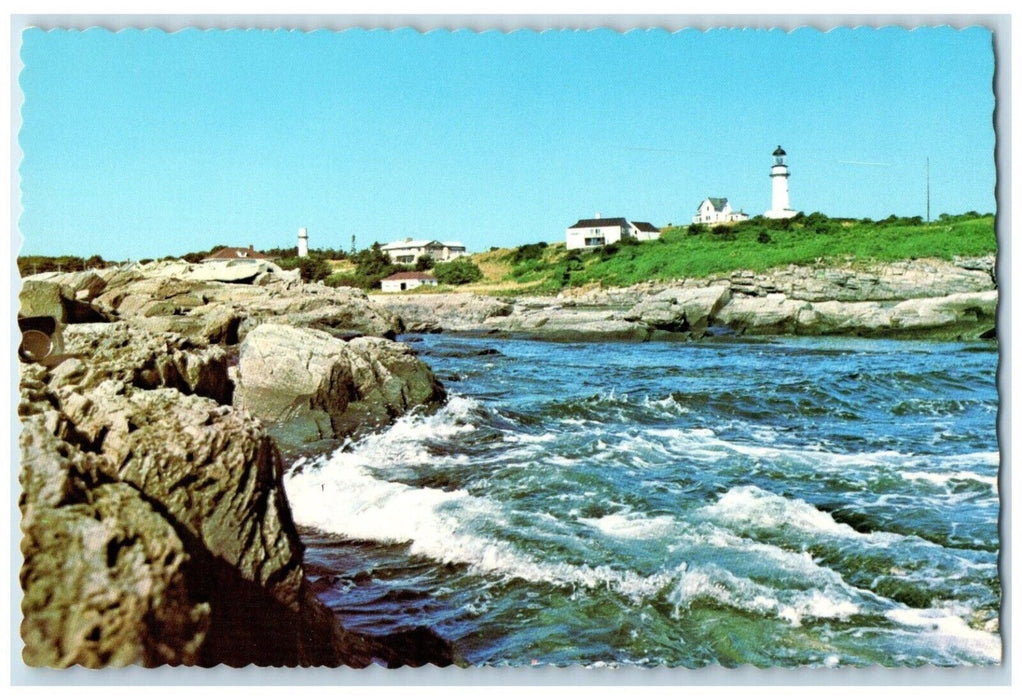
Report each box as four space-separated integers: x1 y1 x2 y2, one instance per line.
698 485 860 539
579 512 676 540
900 470 999 492
885 606 1001 663
667 562 860 627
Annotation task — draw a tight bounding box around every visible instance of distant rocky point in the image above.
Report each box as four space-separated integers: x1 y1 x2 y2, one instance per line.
375 255 997 342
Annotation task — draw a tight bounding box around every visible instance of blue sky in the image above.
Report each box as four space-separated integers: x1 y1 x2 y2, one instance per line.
18 26 996 260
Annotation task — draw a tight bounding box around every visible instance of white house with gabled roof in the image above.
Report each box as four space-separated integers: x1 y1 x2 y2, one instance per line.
693 197 749 225
565 215 661 250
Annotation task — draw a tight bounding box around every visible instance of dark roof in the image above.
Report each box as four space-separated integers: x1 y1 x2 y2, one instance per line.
383 271 437 281
568 217 629 229
703 197 729 212
773 145 786 156
204 246 276 260
631 221 659 232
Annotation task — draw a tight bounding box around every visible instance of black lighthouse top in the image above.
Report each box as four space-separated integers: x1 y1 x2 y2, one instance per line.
772 145 786 157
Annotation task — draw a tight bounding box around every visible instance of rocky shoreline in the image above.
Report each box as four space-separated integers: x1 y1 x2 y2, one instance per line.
17 264 453 668
16 253 997 668
374 255 997 342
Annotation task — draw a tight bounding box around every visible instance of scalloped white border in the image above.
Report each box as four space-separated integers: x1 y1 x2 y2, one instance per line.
4 9 1013 690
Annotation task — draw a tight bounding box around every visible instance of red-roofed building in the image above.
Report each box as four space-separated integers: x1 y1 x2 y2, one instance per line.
202 245 277 261
380 271 438 293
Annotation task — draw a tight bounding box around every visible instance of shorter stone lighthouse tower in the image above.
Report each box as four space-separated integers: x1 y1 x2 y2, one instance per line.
298 227 309 258
764 145 797 220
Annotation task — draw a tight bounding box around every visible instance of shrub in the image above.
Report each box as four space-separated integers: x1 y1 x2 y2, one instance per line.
325 273 372 290
278 256 332 282
512 242 549 264
433 258 483 285
687 223 708 236
599 242 620 260
757 231 772 244
711 225 736 240
415 254 435 271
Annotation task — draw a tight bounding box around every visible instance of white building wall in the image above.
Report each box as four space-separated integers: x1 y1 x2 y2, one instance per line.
566 225 626 250
381 277 438 292
633 229 660 242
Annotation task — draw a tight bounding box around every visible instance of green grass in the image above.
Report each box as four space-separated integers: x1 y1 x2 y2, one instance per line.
496 214 996 291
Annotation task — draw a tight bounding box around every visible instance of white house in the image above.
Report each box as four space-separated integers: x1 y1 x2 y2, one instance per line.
692 198 749 225
565 215 661 250
380 271 439 292
380 238 468 265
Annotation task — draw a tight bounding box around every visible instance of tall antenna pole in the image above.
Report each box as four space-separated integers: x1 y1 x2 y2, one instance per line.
926 157 931 224
351 234 356 255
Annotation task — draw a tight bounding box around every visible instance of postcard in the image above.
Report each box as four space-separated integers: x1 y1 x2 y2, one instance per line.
12 17 1004 678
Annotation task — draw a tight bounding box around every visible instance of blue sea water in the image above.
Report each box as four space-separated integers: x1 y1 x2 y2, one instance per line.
283 335 1001 667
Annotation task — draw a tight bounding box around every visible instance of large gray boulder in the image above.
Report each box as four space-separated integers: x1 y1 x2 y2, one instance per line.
888 290 997 338
18 325 455 668
19 279 108 324
623 284 731 337
713 293 813 335
372 293 513 333
482 305 651 342
235 323 446 448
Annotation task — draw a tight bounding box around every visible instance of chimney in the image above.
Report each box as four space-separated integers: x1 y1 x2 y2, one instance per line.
595 211 601 219
298 227 309 258
249 244 254 251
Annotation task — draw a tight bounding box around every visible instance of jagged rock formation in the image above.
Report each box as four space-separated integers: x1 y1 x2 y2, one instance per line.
235 323 446 450
17 274 455 668
83 265 400 343
622 285 732 335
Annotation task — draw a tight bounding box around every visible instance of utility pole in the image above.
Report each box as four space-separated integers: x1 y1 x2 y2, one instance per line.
351 234 356 256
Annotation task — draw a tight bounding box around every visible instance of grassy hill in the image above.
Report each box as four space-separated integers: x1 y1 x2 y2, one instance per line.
453 213 996 295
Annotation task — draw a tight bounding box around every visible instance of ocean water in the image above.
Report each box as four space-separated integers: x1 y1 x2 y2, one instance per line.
283 335 1001 667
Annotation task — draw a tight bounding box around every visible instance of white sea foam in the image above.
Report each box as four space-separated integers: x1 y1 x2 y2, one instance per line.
667 562 860 627
285 406 675 600
504 431 558 445
699 485 861 539
885 606 1001 663
644 426 911 471
900 470 999 492
641 394 690 416
579 512 676 540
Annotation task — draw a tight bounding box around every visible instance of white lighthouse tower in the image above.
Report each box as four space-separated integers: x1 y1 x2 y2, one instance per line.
297 227 309 258
764 145 797 219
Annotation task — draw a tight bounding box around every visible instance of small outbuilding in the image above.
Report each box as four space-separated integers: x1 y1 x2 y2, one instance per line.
380 271 439 293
